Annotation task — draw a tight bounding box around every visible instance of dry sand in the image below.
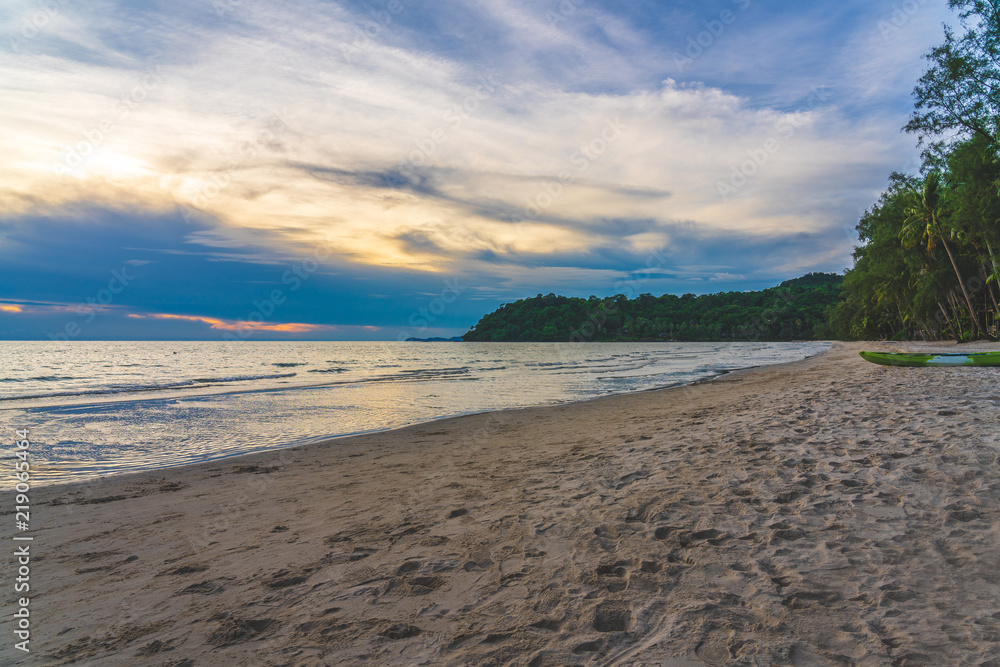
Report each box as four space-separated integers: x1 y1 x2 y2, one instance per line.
5 341 1000 666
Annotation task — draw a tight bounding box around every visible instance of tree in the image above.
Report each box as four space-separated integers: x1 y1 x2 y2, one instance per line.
906 0 1000 153
462 275 842 342
821 2 1000 341
945 135 1000 325
900 171 981 336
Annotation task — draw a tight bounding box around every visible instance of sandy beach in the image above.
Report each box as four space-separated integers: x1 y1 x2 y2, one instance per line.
6 341 1000 666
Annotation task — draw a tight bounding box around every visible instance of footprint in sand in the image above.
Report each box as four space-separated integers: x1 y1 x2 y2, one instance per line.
947 508 980 523
529 618 564 632
595 561 629 577
653 525 682 540
695 636 730 665
640 560 662 573
593 601 633 632
135 639 175 657
782 591 841 610
397 560 422 574
349 547 377 561
596 561 630 592
379 623 423 640
573 639 604 654
160 564 209 576
207 617 275 646
384 575 446 597
265 567 315 588
176 580 225 596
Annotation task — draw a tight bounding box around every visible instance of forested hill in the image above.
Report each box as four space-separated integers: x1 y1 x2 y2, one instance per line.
462 273 843 342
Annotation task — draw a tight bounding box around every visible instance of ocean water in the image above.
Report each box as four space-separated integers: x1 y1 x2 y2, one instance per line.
0 341 829 488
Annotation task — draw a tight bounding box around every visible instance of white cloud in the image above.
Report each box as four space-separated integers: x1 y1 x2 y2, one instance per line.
0 0 954 288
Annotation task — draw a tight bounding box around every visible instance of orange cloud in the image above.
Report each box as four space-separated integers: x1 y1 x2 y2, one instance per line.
127 313 334 333
0 304 23 312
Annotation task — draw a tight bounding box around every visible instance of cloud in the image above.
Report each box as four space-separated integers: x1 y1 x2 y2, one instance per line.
0 0 956 338
0 202 492 339
126 312 339 334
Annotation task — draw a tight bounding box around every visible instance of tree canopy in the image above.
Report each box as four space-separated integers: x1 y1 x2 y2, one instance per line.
907 0 1000 155
829 2 1000 341
463 274 843 342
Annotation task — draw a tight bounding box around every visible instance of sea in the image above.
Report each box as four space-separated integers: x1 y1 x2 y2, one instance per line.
0 341 830 489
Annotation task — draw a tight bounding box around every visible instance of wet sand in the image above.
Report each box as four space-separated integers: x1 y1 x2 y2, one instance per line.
5 341 1000 665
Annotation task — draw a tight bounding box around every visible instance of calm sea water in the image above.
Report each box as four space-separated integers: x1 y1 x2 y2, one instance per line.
0 341 829 488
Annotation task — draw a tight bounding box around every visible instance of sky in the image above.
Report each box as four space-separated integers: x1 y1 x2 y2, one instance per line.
0 0 959 340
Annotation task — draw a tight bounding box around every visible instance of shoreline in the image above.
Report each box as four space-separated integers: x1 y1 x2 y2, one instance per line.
17 342 833 493
9 341 1000 665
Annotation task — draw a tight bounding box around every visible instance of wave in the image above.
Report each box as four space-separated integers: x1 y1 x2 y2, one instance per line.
1 375 78 383
304 367 475 388
395 367 471 378
1 372 298 402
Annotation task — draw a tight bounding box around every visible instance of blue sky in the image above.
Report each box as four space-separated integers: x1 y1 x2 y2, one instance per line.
0 0 956 340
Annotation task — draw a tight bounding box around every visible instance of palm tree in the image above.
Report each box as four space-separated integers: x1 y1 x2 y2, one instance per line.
900 171 980 338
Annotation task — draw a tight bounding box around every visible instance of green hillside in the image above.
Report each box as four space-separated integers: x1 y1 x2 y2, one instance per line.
463 273 843 342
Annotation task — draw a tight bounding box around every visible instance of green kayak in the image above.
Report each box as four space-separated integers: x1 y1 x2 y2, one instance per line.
860 351 1000 367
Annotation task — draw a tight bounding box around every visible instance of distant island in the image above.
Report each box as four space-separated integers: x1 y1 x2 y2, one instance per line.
405 336 465 342
463 273 842 342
